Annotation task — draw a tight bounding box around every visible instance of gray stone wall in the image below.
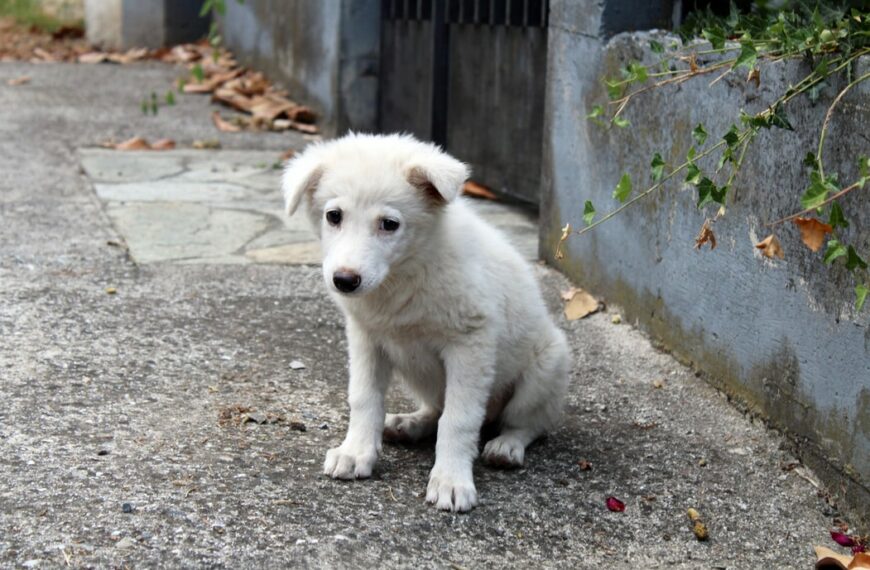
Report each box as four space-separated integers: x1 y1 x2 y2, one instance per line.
542 0 870 523
221 0 380 136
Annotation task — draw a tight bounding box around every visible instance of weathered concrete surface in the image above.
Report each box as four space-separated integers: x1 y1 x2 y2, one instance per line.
221 0 380 136
84 0 209 50
0 60 851 568
542 2 870 525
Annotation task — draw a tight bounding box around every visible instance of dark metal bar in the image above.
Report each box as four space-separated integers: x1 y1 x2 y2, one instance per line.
431 0 449 147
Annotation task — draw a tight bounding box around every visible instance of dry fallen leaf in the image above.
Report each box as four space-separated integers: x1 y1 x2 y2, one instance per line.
747 68 760 87
652 379 665 389
462 180 498 200
694 219 717 250
692 521 709 541
280 149 297 161
78 52 109 64
577 460 592 471
563 288 601 320
755 234 785 259
115 136 151 151
212 111 241 132
793 217 833 252
193 139 221 149
150 138 176 150
7 75 30 86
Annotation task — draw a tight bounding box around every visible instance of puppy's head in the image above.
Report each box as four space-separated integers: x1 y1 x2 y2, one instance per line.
282 133 469 296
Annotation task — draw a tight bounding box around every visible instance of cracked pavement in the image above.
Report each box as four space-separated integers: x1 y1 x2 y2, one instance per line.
0 61 849 568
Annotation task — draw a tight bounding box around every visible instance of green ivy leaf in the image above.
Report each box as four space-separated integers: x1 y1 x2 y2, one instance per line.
650 153 665 182
165 90 176 106
612 116 630 128
583 200 596 225
717 147 733 171
801 170 838 210
650 40 664 54
803 152 819 170
605 79 623 100
769 104 794 130
823 239 847 264
702 28 726 50
734 37 757 70
685 163 702 185
687 146 697 161
627 62 648 83
828 202 848 229
856 283 869 312
723 125 740 148
845 246 868 271
613 173 632 203
199 0 215 17
586 105 603 119
697 178 728 208
693 124 708 146
859 155 869 186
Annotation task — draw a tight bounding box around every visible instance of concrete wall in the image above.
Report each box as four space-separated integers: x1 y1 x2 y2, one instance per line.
84 0 207 49
221 0 380 136
542 0 870 523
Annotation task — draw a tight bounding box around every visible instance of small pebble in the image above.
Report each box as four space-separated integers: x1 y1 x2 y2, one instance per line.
115 537 135 550
319 423 329 430
289 360 306 370
121 503 133 514
97 449 109 456
611 314 622 324
105 287 117 295
290 421 307 432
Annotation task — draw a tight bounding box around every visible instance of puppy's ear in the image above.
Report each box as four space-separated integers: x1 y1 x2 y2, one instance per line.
282 151 324 216
406 150 469 205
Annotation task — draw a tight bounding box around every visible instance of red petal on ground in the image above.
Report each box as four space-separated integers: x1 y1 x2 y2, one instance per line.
852 544 867 554
606 497 625 512
831 531 857 547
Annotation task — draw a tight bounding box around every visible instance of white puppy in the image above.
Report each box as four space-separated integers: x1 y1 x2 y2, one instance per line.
283 133 570 512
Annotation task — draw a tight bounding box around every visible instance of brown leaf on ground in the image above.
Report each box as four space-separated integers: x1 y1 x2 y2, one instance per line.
793 217 833 252
78 51 108 64
106 47 150 65
755 234 784 259
212 87 255 112
108 137 175 151
577 460 592 471
212 111 241 132
32 47 58 62
563 288 601 320
462 180 498 200
114 136 152 151
280 149 297 161
192 139 222 149
150 138 176 150
271 119 319 134
6 76 30 86
694 219 717 250
250 94 298 122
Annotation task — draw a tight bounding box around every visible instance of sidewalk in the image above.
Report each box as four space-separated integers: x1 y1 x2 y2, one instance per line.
0 61 844 568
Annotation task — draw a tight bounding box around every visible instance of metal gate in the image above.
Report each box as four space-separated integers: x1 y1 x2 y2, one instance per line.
379 0 549 204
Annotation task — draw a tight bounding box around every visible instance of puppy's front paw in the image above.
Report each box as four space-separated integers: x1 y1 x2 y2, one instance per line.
323 444 377 480
425 467 478 512
383 412 437 443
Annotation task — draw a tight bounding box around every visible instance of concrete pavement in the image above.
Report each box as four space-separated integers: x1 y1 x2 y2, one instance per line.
0 61 851 568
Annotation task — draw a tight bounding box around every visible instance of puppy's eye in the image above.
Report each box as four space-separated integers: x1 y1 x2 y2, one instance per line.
379 218 400 232
325 209 342 226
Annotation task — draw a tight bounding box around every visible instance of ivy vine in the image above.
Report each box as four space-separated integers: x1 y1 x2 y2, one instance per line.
561 2 870 311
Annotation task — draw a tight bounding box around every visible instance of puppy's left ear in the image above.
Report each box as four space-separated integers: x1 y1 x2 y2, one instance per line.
406 150 469 204
282 150 324 216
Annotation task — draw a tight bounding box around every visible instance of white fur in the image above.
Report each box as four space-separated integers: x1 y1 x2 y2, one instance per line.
284 133 571 512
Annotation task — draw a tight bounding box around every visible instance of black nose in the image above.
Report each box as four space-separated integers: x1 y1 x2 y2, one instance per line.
333 270 362 293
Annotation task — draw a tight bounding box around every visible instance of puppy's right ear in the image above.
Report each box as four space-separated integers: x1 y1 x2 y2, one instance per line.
282 151 324 216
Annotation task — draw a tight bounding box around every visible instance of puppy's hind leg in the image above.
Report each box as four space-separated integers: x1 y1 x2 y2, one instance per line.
384 405 439 443
482 330 570 469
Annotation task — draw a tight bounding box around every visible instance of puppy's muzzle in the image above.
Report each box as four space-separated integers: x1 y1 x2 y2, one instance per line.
333 270 362 293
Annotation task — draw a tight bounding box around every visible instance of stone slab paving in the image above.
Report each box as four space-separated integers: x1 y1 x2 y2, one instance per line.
79 149 538 265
